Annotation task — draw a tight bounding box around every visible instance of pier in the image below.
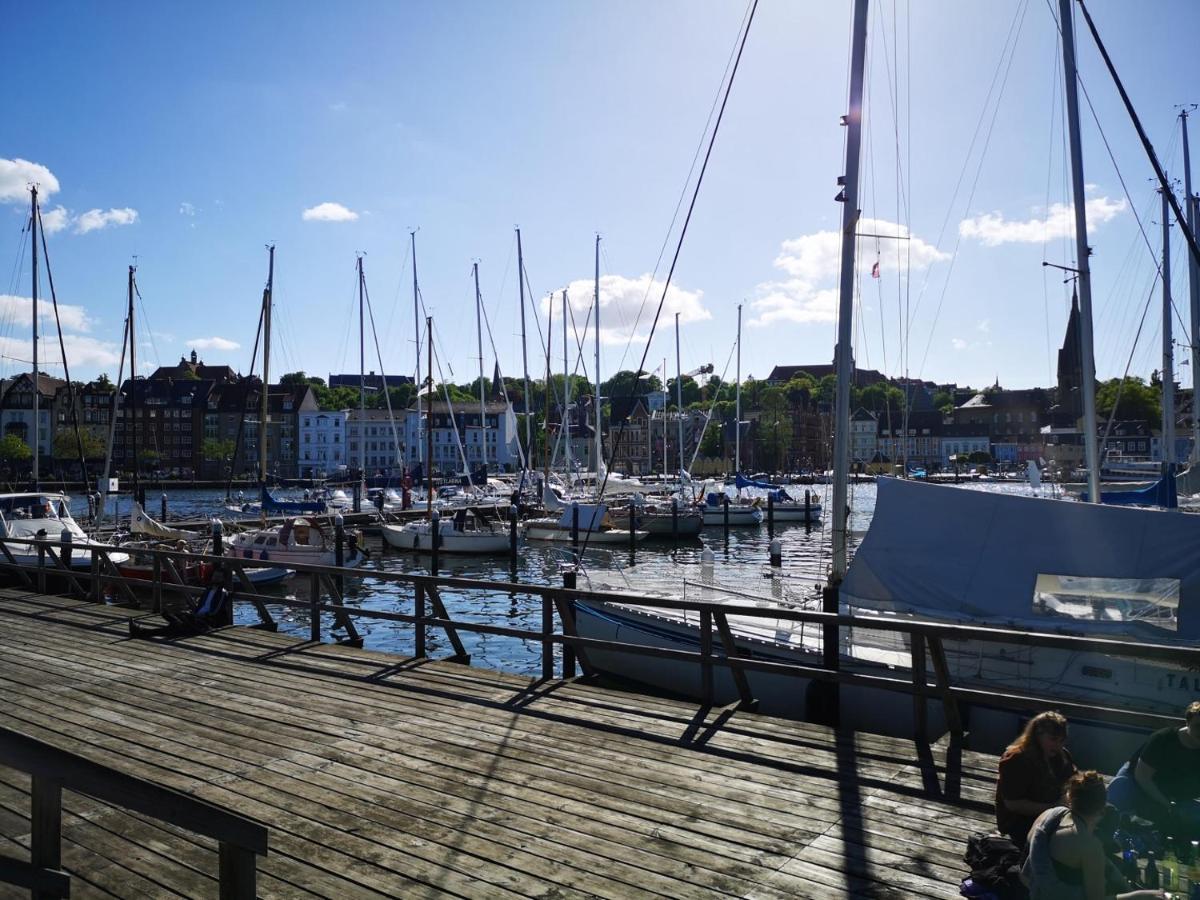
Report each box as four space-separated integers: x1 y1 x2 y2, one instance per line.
0 589 999 898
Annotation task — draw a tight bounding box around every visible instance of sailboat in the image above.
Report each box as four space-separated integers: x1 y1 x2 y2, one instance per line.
0 188 129 570
574 0 1200 751
383 311 511 553
229 248 361 568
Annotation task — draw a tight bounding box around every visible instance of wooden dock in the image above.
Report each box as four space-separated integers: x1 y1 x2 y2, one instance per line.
0 589 999 898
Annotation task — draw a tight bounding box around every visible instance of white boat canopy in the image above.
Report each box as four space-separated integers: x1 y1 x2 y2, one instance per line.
841 478 1200 638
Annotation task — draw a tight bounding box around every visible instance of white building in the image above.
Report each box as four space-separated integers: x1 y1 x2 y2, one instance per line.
298 409 348 478
939 433 991 468
850 408 878 466
404 400 520 474
347 409 406 476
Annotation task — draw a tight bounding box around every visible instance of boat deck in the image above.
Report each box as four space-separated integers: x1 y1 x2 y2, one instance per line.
0 588 998 898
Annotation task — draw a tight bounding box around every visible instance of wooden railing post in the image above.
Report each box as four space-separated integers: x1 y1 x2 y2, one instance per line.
414 583 426 658
700 609 713 706
910 632 928 746
218 842 256 900
308 573 321 643
89 550 100 603
152 554 163 614
541 593 554 681
29 775 61 900
36 538 46 595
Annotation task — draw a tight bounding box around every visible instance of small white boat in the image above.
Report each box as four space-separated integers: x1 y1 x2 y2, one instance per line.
229 518 362 568
522 503 648 544
699 502 763 526
0 492 129 568
381 510 510 554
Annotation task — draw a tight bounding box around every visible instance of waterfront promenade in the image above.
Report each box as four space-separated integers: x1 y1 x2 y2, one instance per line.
0 589 996 898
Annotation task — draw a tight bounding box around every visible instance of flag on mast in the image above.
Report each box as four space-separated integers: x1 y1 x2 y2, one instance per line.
871 260 880 279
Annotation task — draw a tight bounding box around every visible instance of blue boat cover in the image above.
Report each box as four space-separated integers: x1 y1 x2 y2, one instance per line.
261 486 326 515
1083 466 1178 510
734 473 775 490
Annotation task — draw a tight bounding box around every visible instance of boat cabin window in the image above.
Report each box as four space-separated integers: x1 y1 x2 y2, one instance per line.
254 536 268 545
0 495 62 520
266 538 277 547
1033 574 1179 633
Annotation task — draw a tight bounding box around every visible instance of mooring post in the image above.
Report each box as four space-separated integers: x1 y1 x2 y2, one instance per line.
767 492 774 536
161 492 168 522
671 497 678 543
722 493 730 539
805 489 813 533
571 502 580 560
59 527 72 572
769 538 782 568
211 519 224 557
415 582 426 657
353 479 362 514
36 533 46 594
430 509 440 576
628 504 636 552
508 505 518 564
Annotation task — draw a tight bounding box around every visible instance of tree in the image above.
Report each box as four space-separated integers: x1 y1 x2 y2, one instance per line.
52 429 106 460
0 435 31 465
202 437 237 463
665 376 702 409
932 390 955 415
94 373 114 389
1096 377 1161 424
698 419 723 458
856 382 906 412
601 370 657 404
279 371 313 387
757 387 791 471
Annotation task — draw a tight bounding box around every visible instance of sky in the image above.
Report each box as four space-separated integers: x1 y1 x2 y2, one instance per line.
2 0 1199 396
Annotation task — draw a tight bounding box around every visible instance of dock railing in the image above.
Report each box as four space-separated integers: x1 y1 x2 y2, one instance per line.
0 723 268 899
0 533 1194 749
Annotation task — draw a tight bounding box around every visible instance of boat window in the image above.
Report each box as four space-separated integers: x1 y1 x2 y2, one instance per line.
266 538 277 547
254 536 267 545
1033 574 1179 633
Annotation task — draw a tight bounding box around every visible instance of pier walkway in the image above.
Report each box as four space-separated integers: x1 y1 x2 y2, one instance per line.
0 589 996 898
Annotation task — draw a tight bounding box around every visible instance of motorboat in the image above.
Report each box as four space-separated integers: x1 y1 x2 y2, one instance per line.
229 517 362 568
0 493 128 568
381 509 510 553
698 491 763 526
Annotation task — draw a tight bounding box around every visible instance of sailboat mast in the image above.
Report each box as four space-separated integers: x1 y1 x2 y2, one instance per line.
517 228 532 469
260 245 274 488
593 235 602 476
663 358 670 477
474 262 486 474
1182 110 1200 463
735 303 742 475
1059 0 1101 504
426 315 434 518
543 293 552 483
128 265 138 497
30 187 39 488
358 255 367 479
675 312 683 480
831 0 869 580
562 289 571 475
411 231 422 465
1162 187 1175 470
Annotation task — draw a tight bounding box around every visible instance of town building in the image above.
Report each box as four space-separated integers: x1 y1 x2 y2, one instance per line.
0 373 65 462
939 424 991 468
850 408 878 468
299 410 349 478
766 364 888 387
348 409 406 476
606 398 651 475
402 400 519 476
329 371 414 390
876 409 945 471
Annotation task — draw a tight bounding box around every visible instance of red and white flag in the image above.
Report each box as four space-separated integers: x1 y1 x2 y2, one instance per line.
871 260 880 279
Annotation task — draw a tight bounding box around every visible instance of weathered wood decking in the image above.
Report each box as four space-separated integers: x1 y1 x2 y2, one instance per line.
0 588 998 898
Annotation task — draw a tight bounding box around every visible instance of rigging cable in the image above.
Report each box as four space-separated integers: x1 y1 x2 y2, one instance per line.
584 0 758 561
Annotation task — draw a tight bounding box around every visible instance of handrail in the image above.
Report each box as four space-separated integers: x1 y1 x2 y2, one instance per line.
0 723 267 898
0 533 1188 740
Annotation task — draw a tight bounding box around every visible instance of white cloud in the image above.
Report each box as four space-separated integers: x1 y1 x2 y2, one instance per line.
0 334 120 369
187 336 240 351
749 218 946 326
951 337 968 350
958 196 1126 246
538 274 709 346
977 318 990 333
302 201 358 222
40 205 70 235
0 158 60 203
0 294 92 332
179 202 196 216
329 101 348 112
74 207 138 234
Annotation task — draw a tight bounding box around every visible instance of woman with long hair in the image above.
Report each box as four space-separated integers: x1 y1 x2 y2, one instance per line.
996 711 1078 844
1022 771 1164 899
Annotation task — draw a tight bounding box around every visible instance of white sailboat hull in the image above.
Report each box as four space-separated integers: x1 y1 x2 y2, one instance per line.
522 521 649 544
700 506 763 526
380 522 510 554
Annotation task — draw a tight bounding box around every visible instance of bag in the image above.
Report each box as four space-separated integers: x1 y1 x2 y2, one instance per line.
962 833 1028 900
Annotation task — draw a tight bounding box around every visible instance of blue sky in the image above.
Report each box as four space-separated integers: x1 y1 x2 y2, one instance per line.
3 0 1198 395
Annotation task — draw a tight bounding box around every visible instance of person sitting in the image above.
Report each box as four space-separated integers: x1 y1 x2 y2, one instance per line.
1022 771 1164 900
129 569 232 639
996 711 1079 845
1108 701 1200 835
